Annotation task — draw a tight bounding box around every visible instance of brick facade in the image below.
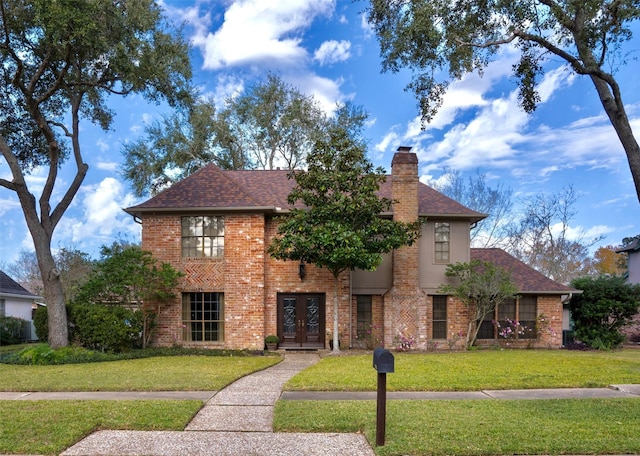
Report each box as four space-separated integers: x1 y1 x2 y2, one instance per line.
131 148 570 351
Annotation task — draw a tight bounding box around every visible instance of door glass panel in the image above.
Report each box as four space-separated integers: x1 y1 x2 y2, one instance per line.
283 298 296 334
306 297 319 333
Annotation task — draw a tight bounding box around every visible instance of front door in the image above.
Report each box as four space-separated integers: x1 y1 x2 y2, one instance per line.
277 293 325 348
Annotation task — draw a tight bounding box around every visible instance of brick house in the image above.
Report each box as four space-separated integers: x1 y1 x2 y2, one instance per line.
124 148 575 350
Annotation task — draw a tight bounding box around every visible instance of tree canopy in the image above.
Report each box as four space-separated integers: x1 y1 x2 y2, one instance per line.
366 0 640 202
0 0 192 347
122 74 369 197
506 186 599 283
268 122 421 351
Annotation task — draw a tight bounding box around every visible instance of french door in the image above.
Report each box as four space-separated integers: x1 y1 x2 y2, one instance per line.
277 293 325 348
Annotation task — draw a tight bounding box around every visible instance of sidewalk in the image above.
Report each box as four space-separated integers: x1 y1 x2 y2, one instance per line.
60 353 376 456
2 352 638 455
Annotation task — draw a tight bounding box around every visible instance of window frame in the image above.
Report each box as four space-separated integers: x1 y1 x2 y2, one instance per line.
356 295 372 340
432 295 448 339
477 296 538 341
182 292 224 342
434 222 450 263
181 216 225 259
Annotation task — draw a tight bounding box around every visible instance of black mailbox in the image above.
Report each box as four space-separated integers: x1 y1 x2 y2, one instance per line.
373 347 394 373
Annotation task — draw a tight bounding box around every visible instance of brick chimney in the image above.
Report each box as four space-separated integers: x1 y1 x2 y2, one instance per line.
384 146 426 348
391 147 419 287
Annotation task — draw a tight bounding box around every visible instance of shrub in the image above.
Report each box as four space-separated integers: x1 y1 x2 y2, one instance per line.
0 343 111 365
569 275 640 349
33 305 49 342
0 315 25 345
68 303 144 353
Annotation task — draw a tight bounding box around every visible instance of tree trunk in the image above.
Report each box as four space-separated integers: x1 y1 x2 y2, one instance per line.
332 275 340 353
588 75 640 203
466 320 477 350
33 231 69 348
10 173 70 349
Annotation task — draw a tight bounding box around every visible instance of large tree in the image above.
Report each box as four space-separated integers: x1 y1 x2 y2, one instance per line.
440 260 519 349
0 0 191 347
431 168 513 248
506 186 599 283
123 74 368 197
268 123 421 353
366 0 640 203
122 97 252 197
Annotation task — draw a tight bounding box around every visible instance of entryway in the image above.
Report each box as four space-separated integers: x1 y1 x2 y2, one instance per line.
277 293 325 349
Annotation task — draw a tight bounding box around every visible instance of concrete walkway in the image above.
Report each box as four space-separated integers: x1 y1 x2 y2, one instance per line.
2 352 639 455
60 353 376 456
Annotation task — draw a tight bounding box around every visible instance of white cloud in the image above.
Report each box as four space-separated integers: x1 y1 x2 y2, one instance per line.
55 178 141 252
0 197 20 216
313 40 351 66
192 0 335 70
290 73 346 113
96 161 119 172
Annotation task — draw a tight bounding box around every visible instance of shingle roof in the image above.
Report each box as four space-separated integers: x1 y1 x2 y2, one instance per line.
615 238 640 253
125 164 485 221
470 248 578 294
0 270 38 298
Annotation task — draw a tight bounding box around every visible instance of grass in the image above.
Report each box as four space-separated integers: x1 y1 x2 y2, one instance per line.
0 354 281 391
285 349 640 391
0 400 202 455
1 349 639 455
275 398 640 455
276 349 640 455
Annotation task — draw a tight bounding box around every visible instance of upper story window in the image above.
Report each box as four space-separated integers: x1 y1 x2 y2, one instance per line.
181 216 224 258
0 299 5 317
434 222 450 263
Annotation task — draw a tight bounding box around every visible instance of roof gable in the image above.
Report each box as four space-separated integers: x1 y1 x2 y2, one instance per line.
0 270 38 298
125 164 485 220
470 248 578 294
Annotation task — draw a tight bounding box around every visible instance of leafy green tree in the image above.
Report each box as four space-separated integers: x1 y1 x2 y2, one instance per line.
0 0 192 348
75 243 183 348
440 260 519 349
569 275 640 349
122 73 369 197
122 97 252 197
268 123 421 352
366 0 640 203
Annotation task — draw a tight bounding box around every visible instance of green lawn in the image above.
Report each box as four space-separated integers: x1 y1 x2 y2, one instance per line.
286 349 640 391
0 354 280 391
1 349 639 455
275 398 640 455
0 400 202 455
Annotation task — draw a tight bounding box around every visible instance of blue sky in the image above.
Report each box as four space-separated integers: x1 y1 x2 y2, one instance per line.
1 0 639 268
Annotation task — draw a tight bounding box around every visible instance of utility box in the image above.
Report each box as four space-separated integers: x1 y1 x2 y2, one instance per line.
373 347 394 373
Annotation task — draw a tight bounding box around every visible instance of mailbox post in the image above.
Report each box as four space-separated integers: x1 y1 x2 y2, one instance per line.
372 347 394 446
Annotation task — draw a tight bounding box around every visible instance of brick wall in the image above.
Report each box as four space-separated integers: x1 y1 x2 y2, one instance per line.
264 217 351 349
141 213 268 349
384 148 428 349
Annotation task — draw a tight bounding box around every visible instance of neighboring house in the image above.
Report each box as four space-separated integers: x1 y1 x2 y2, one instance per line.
616 238 640 284
125 148 575 350
615 239 640 343
0 270 41 341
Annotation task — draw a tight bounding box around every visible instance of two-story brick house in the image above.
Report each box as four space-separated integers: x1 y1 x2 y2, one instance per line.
125 147 574 350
